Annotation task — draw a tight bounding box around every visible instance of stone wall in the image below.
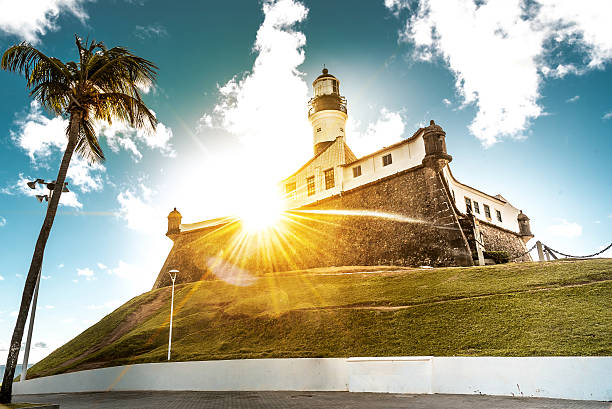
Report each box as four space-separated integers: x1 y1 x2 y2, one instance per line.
153 165 474 289
460 217 531 263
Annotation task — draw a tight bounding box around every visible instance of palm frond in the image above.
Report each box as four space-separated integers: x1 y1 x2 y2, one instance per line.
75 118 105 163
93 92 157 134
1 43 71 87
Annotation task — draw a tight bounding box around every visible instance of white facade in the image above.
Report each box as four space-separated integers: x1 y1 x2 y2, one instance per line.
310 110 347 148
442 167 521 232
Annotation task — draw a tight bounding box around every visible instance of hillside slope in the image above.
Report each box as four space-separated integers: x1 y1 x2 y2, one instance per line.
27 259 612 379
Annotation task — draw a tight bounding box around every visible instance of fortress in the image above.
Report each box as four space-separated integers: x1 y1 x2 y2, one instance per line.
153 69 534 289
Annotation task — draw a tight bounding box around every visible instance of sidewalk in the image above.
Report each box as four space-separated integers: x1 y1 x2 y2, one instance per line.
14 391 609 408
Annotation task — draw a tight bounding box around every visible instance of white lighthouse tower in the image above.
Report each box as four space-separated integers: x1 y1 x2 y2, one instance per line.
308 68 348 156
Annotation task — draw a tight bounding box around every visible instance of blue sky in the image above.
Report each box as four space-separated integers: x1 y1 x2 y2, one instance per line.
0 0 611 363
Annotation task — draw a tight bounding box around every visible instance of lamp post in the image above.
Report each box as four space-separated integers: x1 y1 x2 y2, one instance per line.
167 269 178 361
20 179 68 381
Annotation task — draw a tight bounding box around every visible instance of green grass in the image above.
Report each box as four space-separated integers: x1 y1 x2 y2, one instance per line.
27 259 612 379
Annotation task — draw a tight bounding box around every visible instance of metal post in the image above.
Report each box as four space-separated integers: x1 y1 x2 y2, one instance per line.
167 270 178 361
21 265 41 381
536 241 544 262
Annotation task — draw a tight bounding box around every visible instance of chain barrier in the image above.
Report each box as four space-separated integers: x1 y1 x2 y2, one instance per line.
543 242 612 259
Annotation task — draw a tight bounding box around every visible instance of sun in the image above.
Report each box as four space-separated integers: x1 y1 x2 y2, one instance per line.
236 185 285 232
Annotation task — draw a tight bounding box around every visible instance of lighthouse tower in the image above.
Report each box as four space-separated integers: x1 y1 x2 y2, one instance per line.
308 68 348 156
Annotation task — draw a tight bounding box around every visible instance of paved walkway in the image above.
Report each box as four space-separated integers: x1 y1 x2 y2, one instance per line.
14 391 610 408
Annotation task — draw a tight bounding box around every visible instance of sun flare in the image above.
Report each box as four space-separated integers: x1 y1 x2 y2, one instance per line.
236 185 285 232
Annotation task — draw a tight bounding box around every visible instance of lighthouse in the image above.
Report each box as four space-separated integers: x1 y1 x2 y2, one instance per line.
308 68 348 156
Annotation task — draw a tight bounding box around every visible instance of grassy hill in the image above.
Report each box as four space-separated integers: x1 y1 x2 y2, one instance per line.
26 259 612 379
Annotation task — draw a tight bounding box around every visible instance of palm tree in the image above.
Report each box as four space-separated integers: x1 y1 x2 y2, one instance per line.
0 35 158 403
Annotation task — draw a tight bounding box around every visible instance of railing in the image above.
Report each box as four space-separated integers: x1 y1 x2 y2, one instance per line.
308 95 347 117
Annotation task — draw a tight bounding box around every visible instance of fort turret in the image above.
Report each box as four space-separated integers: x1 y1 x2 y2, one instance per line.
308 68 348 156
517 210 534 243
422 120 452 172
166 207 182 239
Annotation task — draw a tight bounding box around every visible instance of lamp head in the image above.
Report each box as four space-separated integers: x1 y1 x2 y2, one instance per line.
27 181 37 189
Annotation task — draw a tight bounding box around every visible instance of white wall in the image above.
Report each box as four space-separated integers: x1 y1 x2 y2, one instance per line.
443 166 521 233
14 357 612 402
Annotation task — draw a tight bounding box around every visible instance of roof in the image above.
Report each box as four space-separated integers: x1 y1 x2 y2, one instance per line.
314 68 337 83
343 127 424 167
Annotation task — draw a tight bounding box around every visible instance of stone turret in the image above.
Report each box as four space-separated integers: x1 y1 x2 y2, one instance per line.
517 210 534 244
167 207 182 239
422 120 453 172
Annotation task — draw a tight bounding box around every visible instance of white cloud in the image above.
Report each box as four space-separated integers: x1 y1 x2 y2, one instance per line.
98 116 175 162
134 23 167 39
10 102 106 194
45 305 54 309
389 0 612 147
603 111 612 120
16 273 23 278
0 0 89 43
547 219 583 238
86 299 120 310
0 216 5 227
41 275 51 280
0 275 4 281
58 263 64 268
116 184 164 234
566 95 580 103
10 311 17 317
97 263 107 270
198 0 311 179
442 98 452 106
76 267 95 280
348 108 406 157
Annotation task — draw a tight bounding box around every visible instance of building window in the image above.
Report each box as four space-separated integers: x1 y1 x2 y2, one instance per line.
285 182 296 194
452 190 456 203
465 197 472 213
352 165 362 178
324 168 335 190
484 204 491 219
307 176 315 196
382 153 392 166
473 201 480 214
496 210 503 222
316 127 322 132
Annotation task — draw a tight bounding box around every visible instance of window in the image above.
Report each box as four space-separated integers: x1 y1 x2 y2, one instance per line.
496 210 503 222
382 153 392 167
484 204 491 219
324 168 335 190
473 201 480 214
465 197 472 213
307 176 315 196
316 127 322 132
452 190 456 203
285 182 296 194
352 165 362 178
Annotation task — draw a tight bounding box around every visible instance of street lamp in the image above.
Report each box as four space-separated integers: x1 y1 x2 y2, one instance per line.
20 178 68 381
167 269 179 361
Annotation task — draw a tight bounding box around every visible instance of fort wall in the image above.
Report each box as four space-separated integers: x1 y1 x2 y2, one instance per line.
153 165 474 289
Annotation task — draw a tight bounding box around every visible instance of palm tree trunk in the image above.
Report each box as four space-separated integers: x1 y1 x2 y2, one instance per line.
0 111 82 403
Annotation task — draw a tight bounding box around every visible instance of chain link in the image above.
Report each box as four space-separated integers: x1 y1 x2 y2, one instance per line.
544 242 612 259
